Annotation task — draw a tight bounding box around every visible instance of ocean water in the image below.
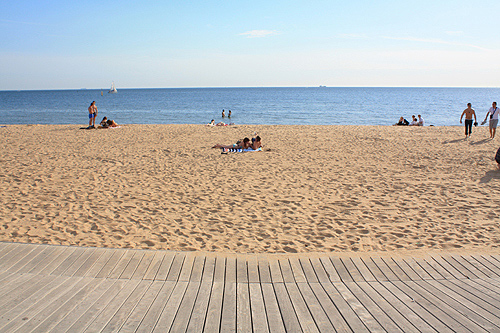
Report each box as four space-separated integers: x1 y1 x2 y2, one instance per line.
0 87 499 126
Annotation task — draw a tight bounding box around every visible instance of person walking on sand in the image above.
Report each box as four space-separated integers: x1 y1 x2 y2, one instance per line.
460 103 477 139
483 102 499 139
88 101 97 128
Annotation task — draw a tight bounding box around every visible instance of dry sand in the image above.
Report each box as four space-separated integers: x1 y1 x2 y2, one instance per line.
0 124 499 255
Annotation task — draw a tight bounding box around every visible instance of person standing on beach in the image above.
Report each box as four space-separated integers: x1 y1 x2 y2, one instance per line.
88 101 97 128
483 102 499 139
460 103 477 138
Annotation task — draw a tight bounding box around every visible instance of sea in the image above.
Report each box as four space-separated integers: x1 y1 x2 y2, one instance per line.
0 87 499 126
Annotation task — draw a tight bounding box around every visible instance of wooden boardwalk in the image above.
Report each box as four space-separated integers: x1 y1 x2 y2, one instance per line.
1 242 500 332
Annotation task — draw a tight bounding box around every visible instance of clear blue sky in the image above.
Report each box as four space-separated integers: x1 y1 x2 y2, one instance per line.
1 0 499 90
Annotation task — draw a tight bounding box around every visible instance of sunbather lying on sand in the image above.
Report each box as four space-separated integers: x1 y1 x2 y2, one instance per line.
212 137 251 149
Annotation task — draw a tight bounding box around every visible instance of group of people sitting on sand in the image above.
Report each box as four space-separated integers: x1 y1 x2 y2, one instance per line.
212 135 263 151
394 115 424 126
99 117 119 128
206 119 235 127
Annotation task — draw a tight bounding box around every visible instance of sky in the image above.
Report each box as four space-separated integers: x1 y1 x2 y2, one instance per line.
1 0 500 90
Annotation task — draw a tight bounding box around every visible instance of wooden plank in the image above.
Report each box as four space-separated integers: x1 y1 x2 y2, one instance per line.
0 272 39 299
95 249 126 279
178 252 196 282
247 256 260 283
0 274 58 310
107 249 136 279
152 281 189 332
278 258 295 283
166 252 186 281
472 255 500 277
321 282 369 332
0 242 15 260
203 281 224 332
213 256 226 283
62 280 130 332
268 257 283 283
0 276 89 332
368 281 436 332
360 257 388 281
416 279 499 332
351 257 376 282
135 281 176 332
344 281 404 332
237 282 252 332
430 255 467 279
356 281 418 332
77 279 142 332
273 283 302 332
330 256 353 282
84 248 117 278
99 280 153 332
296 282 335 332
445 278 500 315
381 257 411 281
402 257 433 280
261 283 286 332
334 281 385 332
0 275 65 324
189 255 206 282
285 282 319 332
308 282 352 332
142 251 166 280
170 281 202 332
185 279 213 332
319 256 341 282
258 257 272 283
289 257 307 283
380 280 453 332
463 277 500 299
24 277 106 332
154 251 175 281
46 279 120 332
400 280 490 333
225 256 237 283
50 247 86 276
72 247 108 277
371 257 400 281
392 280 472 332
392 257 423 281
220 282 237 332
461 255 498 279
0 243 37 273
249 283 270 333
236 255 248 283
299 257 319 283
341 257 364 282
422 256 455 280
119 250 145 279
60 247 97 276
411 257 445 280
309 257 330 283
115 280 164 333
131 250 157 280
201 256 216 283
15 244 59 274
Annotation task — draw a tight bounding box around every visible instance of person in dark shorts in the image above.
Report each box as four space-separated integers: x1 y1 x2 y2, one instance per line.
460 103 477 139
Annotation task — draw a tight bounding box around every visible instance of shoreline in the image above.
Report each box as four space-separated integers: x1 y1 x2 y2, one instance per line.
1 124 499 256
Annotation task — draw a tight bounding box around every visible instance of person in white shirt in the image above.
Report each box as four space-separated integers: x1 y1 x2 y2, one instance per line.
483 101 499 139
409 115 418 126
417 114 424 126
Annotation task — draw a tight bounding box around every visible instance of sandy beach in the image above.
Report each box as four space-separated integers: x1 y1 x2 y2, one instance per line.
0 124 499 255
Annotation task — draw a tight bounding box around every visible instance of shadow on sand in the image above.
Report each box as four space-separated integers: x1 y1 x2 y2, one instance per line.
479 169 500 184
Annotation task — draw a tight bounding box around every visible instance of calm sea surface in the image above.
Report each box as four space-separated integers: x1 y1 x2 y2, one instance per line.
1 87 499 126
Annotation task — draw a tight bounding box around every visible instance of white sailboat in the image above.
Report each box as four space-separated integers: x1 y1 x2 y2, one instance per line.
108 81 117 94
